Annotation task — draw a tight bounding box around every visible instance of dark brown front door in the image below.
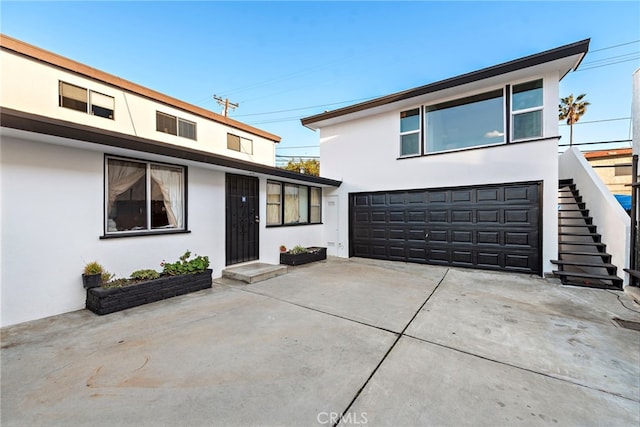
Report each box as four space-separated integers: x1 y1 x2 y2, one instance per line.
226 174 259 265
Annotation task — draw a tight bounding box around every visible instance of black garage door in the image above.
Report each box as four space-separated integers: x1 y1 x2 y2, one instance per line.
350 181 541 274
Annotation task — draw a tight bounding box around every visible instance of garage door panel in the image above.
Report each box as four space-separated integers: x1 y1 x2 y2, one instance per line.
452 190 473 202
350 182 541 274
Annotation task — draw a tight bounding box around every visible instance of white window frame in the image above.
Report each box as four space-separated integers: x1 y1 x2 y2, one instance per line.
399 107 421 157
510 79 544 142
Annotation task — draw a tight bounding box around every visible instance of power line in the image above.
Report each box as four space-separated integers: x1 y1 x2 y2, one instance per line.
559 117 631 126
577 57 640 71
589 40 640 53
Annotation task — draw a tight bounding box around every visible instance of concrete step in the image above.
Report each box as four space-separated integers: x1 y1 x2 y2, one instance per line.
222 263 288 284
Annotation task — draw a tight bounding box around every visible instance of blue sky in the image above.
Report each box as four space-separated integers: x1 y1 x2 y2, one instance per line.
2 1 639 164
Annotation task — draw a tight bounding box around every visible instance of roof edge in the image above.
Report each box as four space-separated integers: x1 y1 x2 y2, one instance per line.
0 34 281 143
0 107 340 187
302 38 590 128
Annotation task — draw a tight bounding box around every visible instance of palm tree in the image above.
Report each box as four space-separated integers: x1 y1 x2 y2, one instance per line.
559 94 590 146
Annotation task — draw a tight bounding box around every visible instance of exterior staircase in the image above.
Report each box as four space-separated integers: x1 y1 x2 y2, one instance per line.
552 179 623 290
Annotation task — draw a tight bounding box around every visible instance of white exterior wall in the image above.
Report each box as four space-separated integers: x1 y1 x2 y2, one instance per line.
0 134 324 327
319 73 561 274
559 148 630 284
0 49 276 166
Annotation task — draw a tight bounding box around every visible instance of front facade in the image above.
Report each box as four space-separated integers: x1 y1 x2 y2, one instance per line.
304 40 590 276
0 35 340 327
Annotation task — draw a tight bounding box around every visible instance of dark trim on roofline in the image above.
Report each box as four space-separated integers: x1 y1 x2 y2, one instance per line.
0 108 341 187
301 39 590 127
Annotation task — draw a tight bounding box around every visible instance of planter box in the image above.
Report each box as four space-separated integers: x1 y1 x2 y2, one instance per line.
86 269 213 315
280 247 327 266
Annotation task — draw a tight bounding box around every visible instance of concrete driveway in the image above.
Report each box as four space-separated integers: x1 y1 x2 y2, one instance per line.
2 258 639 426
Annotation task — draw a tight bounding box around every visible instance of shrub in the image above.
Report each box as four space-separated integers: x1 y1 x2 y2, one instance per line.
289 245 309 255
83 261 104 275
130 269 160 281
161 250 210 276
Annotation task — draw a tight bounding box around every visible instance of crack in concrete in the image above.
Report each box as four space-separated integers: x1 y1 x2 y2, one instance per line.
331 268 450 427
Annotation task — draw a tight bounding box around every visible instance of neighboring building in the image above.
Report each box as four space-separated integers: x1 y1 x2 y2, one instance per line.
0 35 340 327
584 148 633 196
303 39 591 277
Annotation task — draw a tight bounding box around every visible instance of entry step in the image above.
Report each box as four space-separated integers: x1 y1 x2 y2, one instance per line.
222 263 288 284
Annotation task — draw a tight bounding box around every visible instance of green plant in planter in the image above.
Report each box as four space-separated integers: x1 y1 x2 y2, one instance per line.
130 269 160 281
289 245 309 255
161 250 210 276
83 261 104 276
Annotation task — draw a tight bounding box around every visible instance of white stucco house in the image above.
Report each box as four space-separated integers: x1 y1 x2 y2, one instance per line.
0 35 340 327
303 39 599 280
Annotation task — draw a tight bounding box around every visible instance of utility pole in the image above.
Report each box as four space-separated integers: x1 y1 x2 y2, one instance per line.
213 95 238 117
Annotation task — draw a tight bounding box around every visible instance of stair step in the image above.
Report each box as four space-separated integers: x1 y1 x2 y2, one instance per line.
558 241 606 248
551 260 617 269
558 179 574 186
558 202 586 209
558 232 600 238
558 215 593 223
552 270 623 283
559 224 597 229
558 251 612 261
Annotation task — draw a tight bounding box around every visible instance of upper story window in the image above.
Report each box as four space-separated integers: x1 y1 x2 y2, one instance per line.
400 108 421 157
156 111 197 140
399 79 543 156
105 156 186 235
59 81 114 119
511 79 543 140
426 89 504 153
266 181 322 226
227 133 253 154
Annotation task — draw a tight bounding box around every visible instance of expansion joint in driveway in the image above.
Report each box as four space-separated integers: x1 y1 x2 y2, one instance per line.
332 268 450 427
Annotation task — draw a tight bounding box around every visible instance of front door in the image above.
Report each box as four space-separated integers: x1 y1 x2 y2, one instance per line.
226 174 259 265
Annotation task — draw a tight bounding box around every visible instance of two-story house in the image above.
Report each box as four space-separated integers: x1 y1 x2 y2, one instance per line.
0 34 340 327
303 39 627 289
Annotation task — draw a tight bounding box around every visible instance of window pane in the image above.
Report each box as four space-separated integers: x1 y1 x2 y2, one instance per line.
227 134 241 151
426 92 504 153
150 165 185 229
614 164 632 176
59 81 87 112
512 79 543 111
178 118 197 140
400 108 420 132
107 159 147 232
298 186 309 224
310 187 321 223
90 92 114 119
266 182 281 225
240 137 253 154
401 133 420 156
513 110 542 140
156 112 177 135
284 184 299 224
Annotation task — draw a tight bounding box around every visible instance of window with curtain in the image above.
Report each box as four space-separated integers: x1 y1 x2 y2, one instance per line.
267 181 321 226
106 157 186 235
59 81 114 119
266 181 282 225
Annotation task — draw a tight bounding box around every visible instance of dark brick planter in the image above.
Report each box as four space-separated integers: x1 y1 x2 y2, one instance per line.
86 269 213 315
280 247 327 266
